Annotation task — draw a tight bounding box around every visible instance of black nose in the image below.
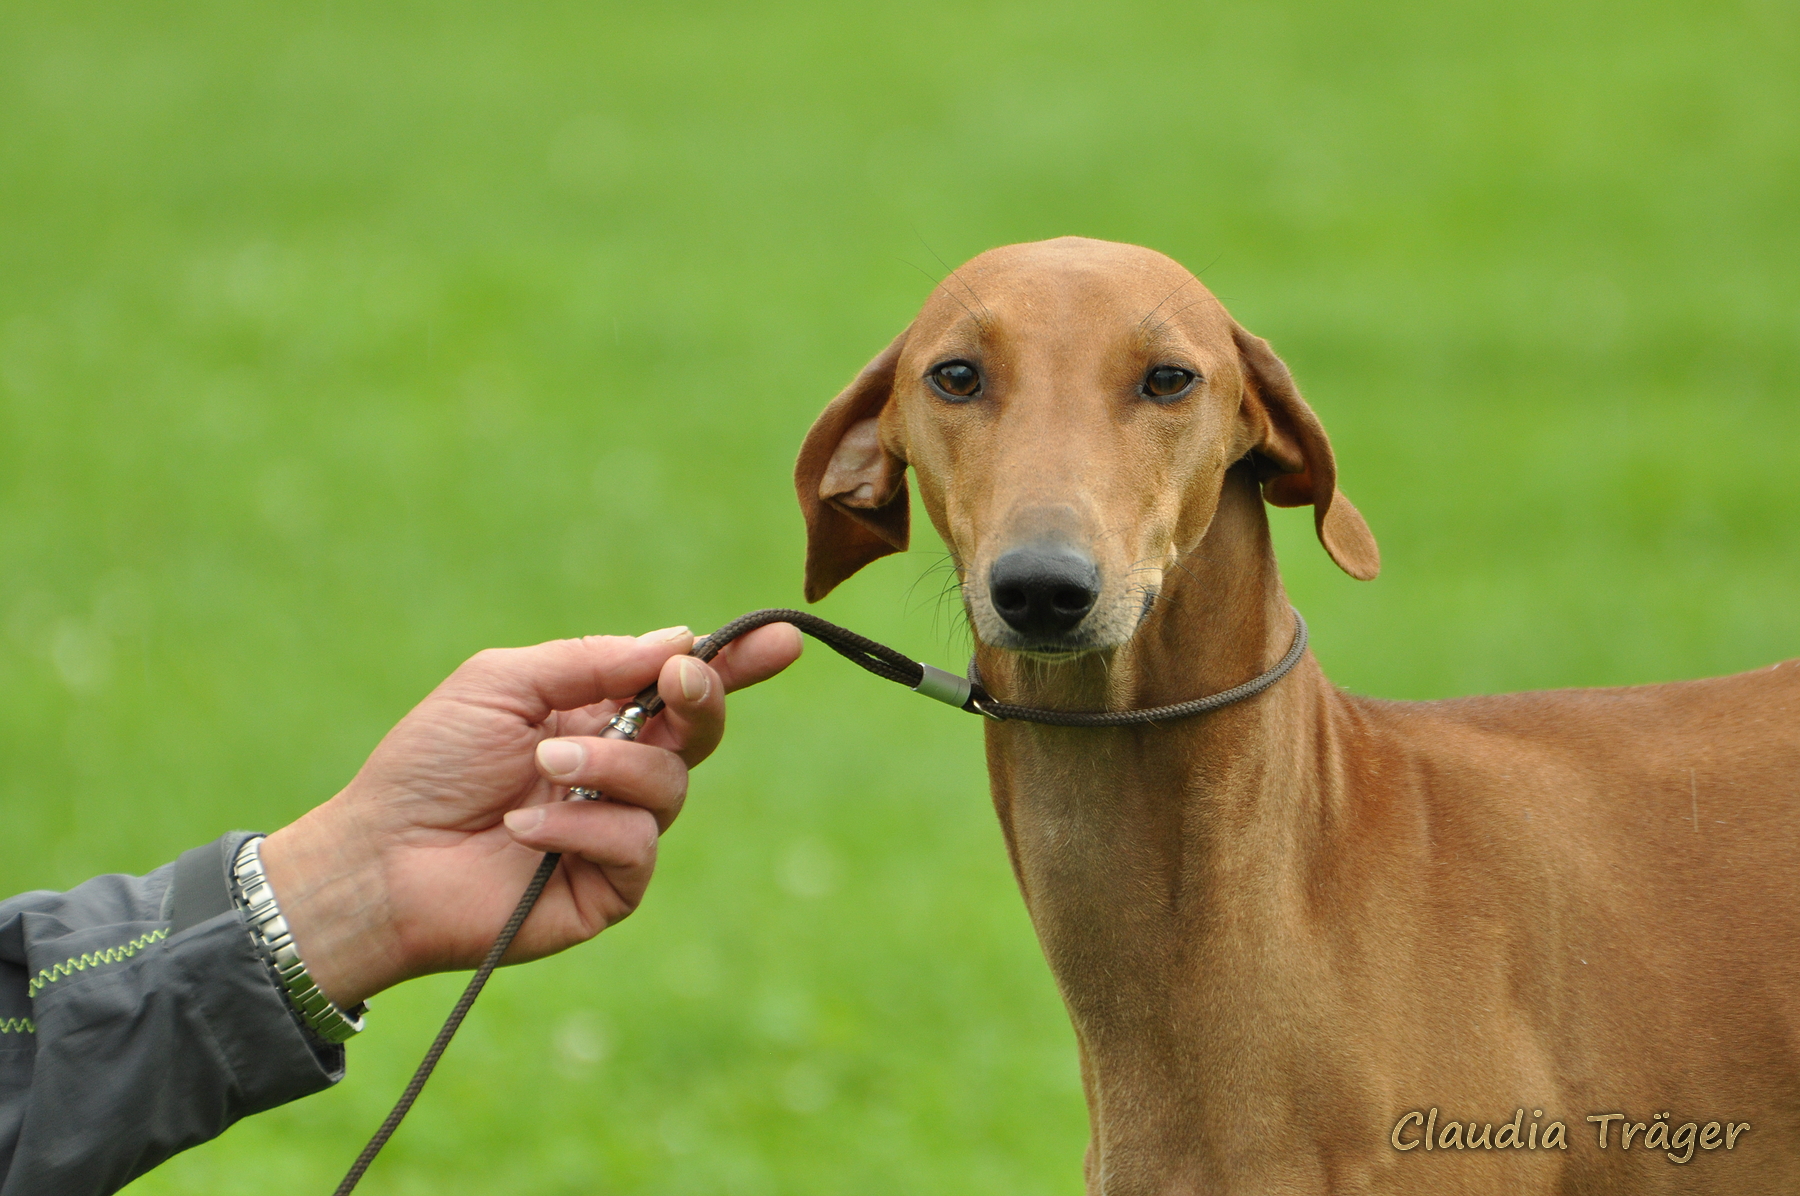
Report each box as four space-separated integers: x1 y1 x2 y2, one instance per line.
988 546 1101 637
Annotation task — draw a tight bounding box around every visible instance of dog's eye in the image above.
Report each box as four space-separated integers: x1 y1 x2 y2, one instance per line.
1142 366 1196 400
929 361 982 400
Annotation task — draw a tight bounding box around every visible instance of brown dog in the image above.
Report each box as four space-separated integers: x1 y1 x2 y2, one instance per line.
794 237 1799 1194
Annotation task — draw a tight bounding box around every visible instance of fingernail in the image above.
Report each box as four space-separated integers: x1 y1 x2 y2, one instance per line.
638 625 691 643
504 807 547 834
537 738 585 778
678 656 710 703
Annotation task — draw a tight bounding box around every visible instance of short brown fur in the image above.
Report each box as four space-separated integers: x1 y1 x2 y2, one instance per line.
796 237 1800 1194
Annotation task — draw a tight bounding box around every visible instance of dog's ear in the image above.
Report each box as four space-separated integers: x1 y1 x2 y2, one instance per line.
1233 323 1380 581
794 327 912 602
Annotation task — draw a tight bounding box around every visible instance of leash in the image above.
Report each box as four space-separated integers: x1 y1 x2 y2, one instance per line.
332 606 1307 1192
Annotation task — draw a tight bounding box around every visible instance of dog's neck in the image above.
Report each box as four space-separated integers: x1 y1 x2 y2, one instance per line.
972 462 1349 1184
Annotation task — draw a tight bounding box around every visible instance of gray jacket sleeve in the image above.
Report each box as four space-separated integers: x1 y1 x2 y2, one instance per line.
0 832 345 1195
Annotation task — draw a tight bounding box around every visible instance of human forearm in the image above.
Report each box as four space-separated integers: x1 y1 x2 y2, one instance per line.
0 838 340 1196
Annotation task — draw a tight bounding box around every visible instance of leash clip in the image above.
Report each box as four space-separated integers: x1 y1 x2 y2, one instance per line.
567 702 650 802
602 702 649 740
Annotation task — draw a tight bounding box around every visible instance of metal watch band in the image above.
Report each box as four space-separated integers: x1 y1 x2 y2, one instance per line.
232 835 367 1045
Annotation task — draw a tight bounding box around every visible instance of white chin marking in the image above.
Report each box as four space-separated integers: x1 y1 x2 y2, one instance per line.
1015 648 1089 663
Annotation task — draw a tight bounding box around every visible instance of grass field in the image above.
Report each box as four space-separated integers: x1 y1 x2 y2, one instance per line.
2 1 1796 1192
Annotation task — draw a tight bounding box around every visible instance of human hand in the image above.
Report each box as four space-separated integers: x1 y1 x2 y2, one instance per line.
258 622 803 1009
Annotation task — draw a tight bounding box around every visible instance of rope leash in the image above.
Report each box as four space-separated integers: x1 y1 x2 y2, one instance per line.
333 606 1307 1192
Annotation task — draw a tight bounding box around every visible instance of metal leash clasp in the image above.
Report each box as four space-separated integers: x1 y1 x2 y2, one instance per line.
568 691 654 801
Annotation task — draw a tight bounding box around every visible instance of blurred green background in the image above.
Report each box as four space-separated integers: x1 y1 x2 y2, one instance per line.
2 0 1795 1191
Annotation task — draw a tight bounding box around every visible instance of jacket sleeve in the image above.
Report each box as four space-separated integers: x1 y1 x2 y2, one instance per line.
0 832 345 1195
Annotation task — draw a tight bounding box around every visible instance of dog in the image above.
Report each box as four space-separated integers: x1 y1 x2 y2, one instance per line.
793 237 1799 1194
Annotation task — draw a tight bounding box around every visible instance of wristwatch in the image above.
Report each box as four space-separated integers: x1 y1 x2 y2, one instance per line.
232 835 368 1044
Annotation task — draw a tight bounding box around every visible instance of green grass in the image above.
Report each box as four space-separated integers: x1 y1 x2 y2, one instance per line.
1 0 1795 1191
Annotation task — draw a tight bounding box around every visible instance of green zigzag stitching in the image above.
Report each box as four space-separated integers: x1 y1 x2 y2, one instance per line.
26 928 169 998
0 1017 33 1035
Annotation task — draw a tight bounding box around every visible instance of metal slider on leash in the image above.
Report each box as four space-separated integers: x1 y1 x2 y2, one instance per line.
913 663 974 710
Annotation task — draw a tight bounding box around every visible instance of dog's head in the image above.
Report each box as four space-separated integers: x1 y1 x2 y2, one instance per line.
796 237 1378 657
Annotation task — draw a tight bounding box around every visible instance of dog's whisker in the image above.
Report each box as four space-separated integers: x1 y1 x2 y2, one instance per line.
903 551 956 608
916 233 995 334
1137 275 1197 332
1148 293 1222 338
899 256 988 336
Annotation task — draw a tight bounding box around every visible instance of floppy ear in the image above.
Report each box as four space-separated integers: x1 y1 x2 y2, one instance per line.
794 327 912 602
1233 323 1380 581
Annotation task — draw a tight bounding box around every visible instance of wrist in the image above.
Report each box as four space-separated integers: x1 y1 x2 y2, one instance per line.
260 799 399 1008
234 835 369 1042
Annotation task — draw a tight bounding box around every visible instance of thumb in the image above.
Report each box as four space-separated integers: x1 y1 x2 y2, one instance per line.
451 625 695 719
